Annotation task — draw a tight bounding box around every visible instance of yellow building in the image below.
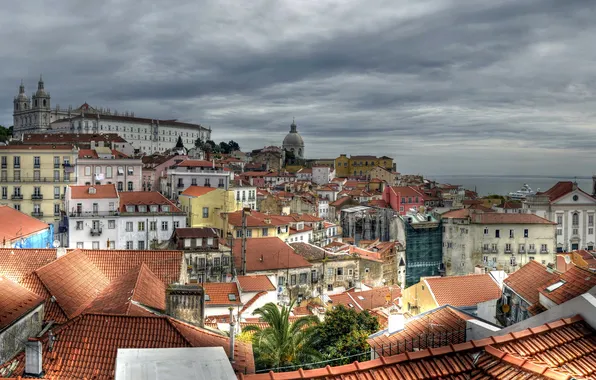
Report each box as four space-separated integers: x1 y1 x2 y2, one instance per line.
0 144 78 231
224 211 291 241
178 186 238 231
334 154 394 178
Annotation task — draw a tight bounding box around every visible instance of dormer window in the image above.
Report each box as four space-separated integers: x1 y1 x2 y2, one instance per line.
138 205 146 212
88 187 96 194
150 205 158 212
162 205 170 212
228 294 237 301
126 205 135 212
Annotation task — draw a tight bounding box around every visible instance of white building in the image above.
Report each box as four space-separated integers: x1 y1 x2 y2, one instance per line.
76 147 143 192
65 184 185 249
288 222 314 244
524 181 596 252
65 184 120 249
317 199 329 219
162 159 233 200
231 181 257 210
236 275 277 319
441 209 557 276
312 166 335 185
12 78 211 151
295 168 312 181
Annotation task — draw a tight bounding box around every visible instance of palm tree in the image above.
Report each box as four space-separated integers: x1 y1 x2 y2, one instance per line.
244 301 321 372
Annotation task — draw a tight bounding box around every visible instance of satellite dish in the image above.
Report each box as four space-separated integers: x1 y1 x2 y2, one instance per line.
52 240 61 248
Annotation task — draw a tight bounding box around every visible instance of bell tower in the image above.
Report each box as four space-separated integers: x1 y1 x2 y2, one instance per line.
13 80 31 139
31 75 51 131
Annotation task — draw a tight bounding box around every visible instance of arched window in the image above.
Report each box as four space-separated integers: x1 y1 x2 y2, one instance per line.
43 99 47 107
573 212 579 226
15 103 18 110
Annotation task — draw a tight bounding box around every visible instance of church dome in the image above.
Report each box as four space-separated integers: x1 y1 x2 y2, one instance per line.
283 130 304 147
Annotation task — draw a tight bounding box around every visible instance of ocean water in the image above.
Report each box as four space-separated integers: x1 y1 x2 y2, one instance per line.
428 175 594 197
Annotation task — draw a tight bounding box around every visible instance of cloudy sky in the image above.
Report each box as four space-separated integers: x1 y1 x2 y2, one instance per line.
2 0 596 176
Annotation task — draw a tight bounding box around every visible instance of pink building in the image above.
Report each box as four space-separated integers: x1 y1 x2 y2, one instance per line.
142 154 187 191
383 186 426 215
76 148 143 192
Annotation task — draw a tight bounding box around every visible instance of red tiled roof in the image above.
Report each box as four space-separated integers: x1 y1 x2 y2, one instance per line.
202 282 242 306
367 306 473 357
328 286 401 311
347 245 383 262
0 206 51 242
226 211 289 227
0 144 74 150
18 272 67 323
118 191 182 213
69 184 118 199
0 313 254 377
0 249 57 282
176 159 216 168
503 260 560 304
180 185 217 197
84 263 166 316
35 249 110 319
329 196 352 207
441 208 471 219
501 201 522 209
538 181 574 202
538 265 596 305
81 249 184 284
78 148 129 159
0 276 44 329
237 275 275 292
424 274 501 307
388 186 426 199
174 227 220 239
232 237 312 272
238 315 592 380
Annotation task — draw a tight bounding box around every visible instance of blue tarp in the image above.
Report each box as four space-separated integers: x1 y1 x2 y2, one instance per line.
11 224 54 249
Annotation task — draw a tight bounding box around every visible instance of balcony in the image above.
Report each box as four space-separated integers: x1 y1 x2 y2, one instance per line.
504 248 512 254
69 211 119 218
540 249 549 254
14 164 20 169
34 164 40 169
482 247 491 254
177 183 185 188
32 194 43 200
54 163 60 169
1 164 5 169
0 176 77 183
518 249 526 254
11 194 23 200
32 211 44 217
62 162 71 168
491 248 498 253
90 227 103 236
528 248 536 253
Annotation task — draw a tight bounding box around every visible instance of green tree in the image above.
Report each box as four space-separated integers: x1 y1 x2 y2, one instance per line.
227 140 240 152
244 301 321 372
175 136 184 149
219 141 230 154
194 137 204 149
0 125 11 143
312 305 379 364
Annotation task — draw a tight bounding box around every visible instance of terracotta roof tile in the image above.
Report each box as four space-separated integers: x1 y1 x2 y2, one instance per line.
174 227 220 239
202 282 242 306
0 206 51 243
503 260 560 304
118 191 182 213
0 276 44 330
240 291 268 315
69 184 118 199
328 286 401 311
232 238 311 272
81 249 184 284
475 213 555 225
0 144 75 150
84 263 166 315
175 159 217 168
538 265 596 305
424 274 502 307
237 275 275 292
226 211 290 227
0 248 57 283
0 314 254 378
35 249 110 319
18 272 67 323
180 185 217 197
538 181 574 202
441 208 471 219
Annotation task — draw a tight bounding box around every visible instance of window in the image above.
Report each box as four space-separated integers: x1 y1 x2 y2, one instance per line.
491 243 497 252
290 274 297 286
126 222 133 232
519 244 525 253
541 244 548 253
13 204 20 211
128 167 134 175
76 242 84 249
214 257 221 267
162 221 168 231
93 203 98 214
509 229 514 238
118 167 124 176
54 186 60 199
337 268 343 276
34 170 40 181
85 166 91 176
106 166 113 178
54 203 60 215
127 181 133 191
13 156 20 168
191 178 197 186
118 182 123 191
174 221 180 229
76 221 83 230
556 215 563 225
184 239 191 248
572 212 579 226
590 215 594 226
557 228 562 236
523 229 529 238
150 205 158 212
484 228 489 236
1 186 6 200
126 241 133 249
138 241 145 250
573 228 579 235
92 241 100 249
529 244 535 252
218 178 224 187
0 156 5 168
108 220 116 229
95 166 102 175
495 229 500 238
222 256 229 266
278 277 285 286
262 228 268 236
138 205 146 212
299 273 307 284
590 228 594 235
483 243 489 252
13 170 20 181
150 221 157 231
53 170 60 181
505 243 512 252
138 221 145 231
196 238 203 246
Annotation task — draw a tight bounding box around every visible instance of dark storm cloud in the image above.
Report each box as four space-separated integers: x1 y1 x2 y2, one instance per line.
1 0 596 175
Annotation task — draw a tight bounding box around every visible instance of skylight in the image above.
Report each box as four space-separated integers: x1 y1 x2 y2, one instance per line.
205 294 210 301
228 294 237 301
348 303 354 308
357 296 365 300
545 280 566 292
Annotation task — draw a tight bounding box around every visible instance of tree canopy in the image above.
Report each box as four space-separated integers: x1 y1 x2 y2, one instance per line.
175 135 184 148
0 125 12 143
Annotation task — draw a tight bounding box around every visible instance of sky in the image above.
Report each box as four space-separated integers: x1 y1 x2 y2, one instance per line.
2 0 596 176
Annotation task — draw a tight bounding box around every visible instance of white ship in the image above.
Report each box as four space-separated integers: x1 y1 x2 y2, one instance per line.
508 184 537 200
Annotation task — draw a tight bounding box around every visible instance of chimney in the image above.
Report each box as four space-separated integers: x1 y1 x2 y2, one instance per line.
165 284 205 328
24 338 43 377
387 308 405 335
228 307 235 362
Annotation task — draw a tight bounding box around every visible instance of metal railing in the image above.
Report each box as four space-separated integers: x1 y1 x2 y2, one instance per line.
11 194 23 200
32 194 43 200
32 211 44 217
90 228 102 236
0 176 76 183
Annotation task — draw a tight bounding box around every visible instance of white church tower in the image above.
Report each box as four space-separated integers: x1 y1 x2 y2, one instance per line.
13 76 51 138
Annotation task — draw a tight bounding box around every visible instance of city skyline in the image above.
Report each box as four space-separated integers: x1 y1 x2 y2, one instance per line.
2 1 596 175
